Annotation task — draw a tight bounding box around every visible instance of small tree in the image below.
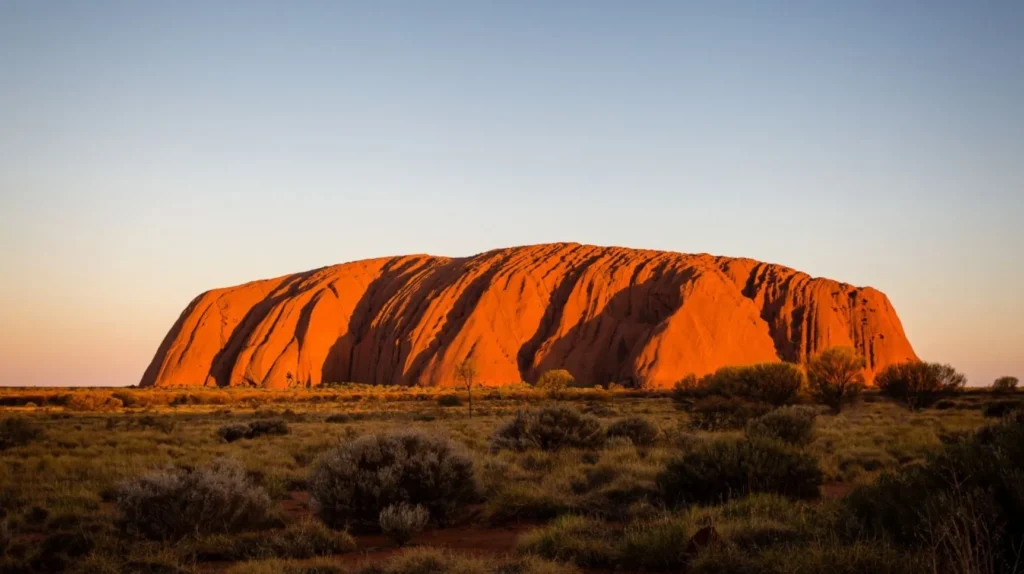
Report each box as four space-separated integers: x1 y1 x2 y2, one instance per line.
876 361 966 410
454 357 477 419
535 369 575 394
806 347 867 413
991 376 1019 393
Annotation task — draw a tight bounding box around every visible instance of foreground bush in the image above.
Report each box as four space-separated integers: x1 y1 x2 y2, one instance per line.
116 459 274 541
745 406 817 446
490 406 604 451
688 397 772 431
379 503 429 546
657 438 823 506
844 411 1024 570
982 400 1022 418
0 416 43 450
875 361 966 410
605 416 660 447
806 347 866 413
309 430 478 529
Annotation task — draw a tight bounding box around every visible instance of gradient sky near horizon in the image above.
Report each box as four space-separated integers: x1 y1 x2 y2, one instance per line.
1 1 1021 387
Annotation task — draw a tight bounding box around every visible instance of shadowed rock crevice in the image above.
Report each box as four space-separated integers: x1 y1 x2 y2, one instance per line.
208 272 318 387
516 252 604 382
318 256 437 385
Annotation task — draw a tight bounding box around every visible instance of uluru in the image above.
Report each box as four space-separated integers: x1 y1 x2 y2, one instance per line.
140 243 917 389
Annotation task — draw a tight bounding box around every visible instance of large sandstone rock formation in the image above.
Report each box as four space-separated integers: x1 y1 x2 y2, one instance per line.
141 243 916 389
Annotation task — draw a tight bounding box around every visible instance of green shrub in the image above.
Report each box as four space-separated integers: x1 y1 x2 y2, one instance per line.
844 411 1024 569
875 361 966 410
688 397 772 431
806 347 866 413
657 438 823 506
379 503 429 546
246 419 290 438
309 430 478 529
0 416 43 450
991 376 1019 393
605 416 660 447
437 394 462 407
217 419 290 442
745 406 817 446
490 406 604 451
116 459 274 541
217 423 250 443
676 363 804 407
982 400 1022 418
535 369 576 392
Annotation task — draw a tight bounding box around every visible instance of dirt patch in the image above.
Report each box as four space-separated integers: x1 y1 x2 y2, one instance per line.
337 523 537 567
821 482 855 499
280 490 311 521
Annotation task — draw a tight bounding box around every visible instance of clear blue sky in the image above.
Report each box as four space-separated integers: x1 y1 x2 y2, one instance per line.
1 1 1021 387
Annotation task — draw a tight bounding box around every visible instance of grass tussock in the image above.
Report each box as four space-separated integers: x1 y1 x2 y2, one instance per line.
194 519 355 561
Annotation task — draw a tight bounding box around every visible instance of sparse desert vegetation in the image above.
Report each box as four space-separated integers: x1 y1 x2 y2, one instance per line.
0 375 1020 573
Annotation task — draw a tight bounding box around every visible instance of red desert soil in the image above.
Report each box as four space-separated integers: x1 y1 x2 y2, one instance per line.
339 523 539 568
279 491 540 567
141 243 916 389
220 486 858 572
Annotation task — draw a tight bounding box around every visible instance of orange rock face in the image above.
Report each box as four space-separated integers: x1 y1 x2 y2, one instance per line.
140 244 917 389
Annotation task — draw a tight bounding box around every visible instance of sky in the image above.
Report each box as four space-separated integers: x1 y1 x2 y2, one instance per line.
0 1 1021 387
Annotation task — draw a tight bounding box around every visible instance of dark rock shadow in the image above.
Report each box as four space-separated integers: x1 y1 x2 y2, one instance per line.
209 270 321 387
522 270 692 387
